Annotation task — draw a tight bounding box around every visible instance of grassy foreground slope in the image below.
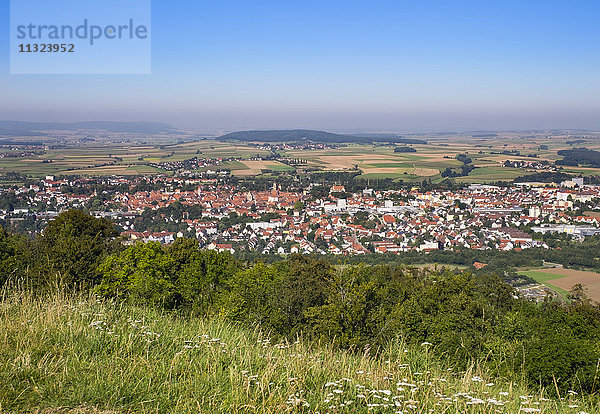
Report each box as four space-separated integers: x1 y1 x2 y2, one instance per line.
1 290 595 413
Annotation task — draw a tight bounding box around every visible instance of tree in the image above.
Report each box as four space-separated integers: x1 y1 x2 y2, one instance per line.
97 237 238 312
272 254 333 335
225 262 281 325
36 210 119 287
97 241 178 307
0 228 26 286
305 266 378 347
171 238 238 312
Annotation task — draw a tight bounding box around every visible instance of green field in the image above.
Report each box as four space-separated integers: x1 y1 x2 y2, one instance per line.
454 167 530 183
219 160 250 170
358 172 417 180
364 162 416 168
519 270 570 298
266 163 295 172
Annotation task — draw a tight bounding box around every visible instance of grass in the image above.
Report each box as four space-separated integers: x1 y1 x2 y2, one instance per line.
363 163 414 169
519 270 571 298
220 160 250 170
267 164 295 172
357 173 417 180
453 167 530 183
1 289 596 413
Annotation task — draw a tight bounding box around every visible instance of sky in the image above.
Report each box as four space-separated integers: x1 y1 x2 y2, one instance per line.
1 0 600 133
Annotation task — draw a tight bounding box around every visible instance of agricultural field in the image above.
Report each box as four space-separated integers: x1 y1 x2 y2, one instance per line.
519 268 600 302
0 140 270 177
221 160 295 176
1 132 600 181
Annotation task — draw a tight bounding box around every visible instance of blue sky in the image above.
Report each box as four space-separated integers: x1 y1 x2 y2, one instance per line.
1 0 600 132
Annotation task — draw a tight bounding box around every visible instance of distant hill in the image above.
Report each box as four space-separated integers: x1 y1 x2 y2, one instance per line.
349 133 428 144
0 121 176 136
218 129 427 144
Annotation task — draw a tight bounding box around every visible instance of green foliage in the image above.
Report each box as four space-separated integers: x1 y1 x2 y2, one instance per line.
170 238 238 311
557 147 600 167
393 146 417 153
97 238 237 311
272 254 333 336
0 227 21 286
514 171 573 183
97 241 178 307
226 262 282 326
35 209 119 287
5 290 595 413
3 210 600 396
305 265 378 347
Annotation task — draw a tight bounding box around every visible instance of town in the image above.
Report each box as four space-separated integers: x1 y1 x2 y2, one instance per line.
2 171 599 258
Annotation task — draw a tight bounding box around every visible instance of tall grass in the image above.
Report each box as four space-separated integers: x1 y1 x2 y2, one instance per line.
0 288 596 413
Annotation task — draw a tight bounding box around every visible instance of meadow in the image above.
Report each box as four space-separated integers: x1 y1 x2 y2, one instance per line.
0 288 595 414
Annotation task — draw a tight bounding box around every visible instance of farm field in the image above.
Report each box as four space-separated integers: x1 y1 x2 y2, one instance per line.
519 268 600 302
1 133 600 180
226 160 294 176
0 140 270 176
519 270 571 298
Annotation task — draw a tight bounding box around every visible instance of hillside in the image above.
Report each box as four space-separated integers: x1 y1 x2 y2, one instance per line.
218 129 427 144
0 289 594 413
3 212 600 412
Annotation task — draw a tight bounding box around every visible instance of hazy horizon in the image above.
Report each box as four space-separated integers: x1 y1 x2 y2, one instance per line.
2 0 600 131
